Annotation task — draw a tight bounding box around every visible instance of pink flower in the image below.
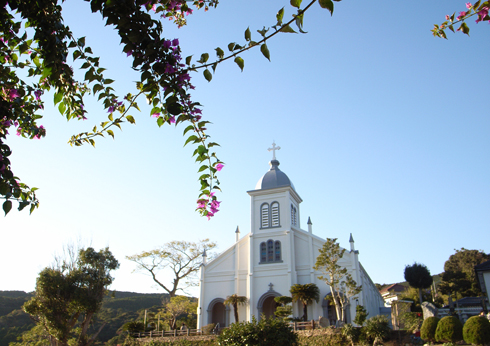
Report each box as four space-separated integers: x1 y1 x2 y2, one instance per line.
172 38 179 47
216 163 223 171
457 11 467 20
127 50 133 57
446 15 450 20
34 89 42 101
476 7 489 23
9 89 19 101
466 2 472 9
169 116 175 124
152 112 160 118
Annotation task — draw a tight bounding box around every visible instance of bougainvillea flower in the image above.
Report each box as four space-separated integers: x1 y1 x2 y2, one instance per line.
216 163 223 171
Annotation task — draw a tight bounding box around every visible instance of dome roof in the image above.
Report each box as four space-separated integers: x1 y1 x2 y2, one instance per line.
255 160 295 191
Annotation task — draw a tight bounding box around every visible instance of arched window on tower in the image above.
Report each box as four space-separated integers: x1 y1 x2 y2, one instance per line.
291 204 297 226
261 203 269 229
259 240 282 264
271 202 280 227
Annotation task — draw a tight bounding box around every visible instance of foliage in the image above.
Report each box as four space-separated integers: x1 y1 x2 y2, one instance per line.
364 315 390 346
8 324 52 346
159 296 197 330
121 321 145 334
274 296 293 321
216 316 297 346
290 284 320 322
0 0 344 217
435 316 463 343
433 1 490 38
201 323 215 335
313 238 362 323
127 239 216 297
342 323 360 346
404 263 433 305
420 316 439 344
223 294 248 323
353 305 368 327
463 316 490 346
23 247 119 346
399 312 422 333
398 286 431 312
439 248 490 299
297 330 347 346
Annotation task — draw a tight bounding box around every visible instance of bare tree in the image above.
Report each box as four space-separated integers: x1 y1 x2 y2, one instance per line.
126 239 217 297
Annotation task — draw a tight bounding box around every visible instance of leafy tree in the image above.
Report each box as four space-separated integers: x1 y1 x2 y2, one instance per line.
274 296 293 321
420 316 440 344
439 248 490 299
404 262 433 305
223 294 248 323
159 296 196 330
289 283 319 322
9 324 52 346
0 0 342 217
313 238 362 323
23 247 119 346
126 239 216 297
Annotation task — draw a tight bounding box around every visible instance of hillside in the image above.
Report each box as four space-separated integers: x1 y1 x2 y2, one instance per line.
0 290 170 346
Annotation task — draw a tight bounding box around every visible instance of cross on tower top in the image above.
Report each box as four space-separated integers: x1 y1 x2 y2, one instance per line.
268 141 281 160
268 282 274 291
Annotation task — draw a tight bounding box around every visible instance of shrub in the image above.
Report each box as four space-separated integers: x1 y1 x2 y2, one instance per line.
353 305 369 326
463 316 490 345
435 316 463 343
201 323 215 335
420 316 439 343
364 315 390 346
216 316 297 346
342 323 361 346
399 312 422 333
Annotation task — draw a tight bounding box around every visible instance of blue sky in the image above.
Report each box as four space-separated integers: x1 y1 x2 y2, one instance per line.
1 0 489 297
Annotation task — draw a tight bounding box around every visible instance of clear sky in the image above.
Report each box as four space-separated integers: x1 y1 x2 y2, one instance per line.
1 0 489 298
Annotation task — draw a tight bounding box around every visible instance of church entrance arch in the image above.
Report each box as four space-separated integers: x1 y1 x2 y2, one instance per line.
257 290 281 320
207 298 230 327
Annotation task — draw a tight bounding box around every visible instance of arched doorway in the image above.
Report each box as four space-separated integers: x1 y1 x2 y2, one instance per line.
207 298 230 327
257 289 281 320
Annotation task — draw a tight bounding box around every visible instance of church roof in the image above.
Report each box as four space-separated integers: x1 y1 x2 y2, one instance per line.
255 159 296 191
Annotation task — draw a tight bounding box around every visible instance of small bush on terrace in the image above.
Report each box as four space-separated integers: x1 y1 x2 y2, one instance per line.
216 316 297 346
463 316 490 346
364 315 390 346
435 316 463 343
420 316 439 344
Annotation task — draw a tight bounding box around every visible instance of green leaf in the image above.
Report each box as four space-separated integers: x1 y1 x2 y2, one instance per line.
276 7 285 25
280 25 297 33
186 55 193 65
234 56 244 71
203 69 212 82
54 92 63 105
157 117 164 127
245 27 251 41
215 47 224 59
77 36 86 48
93 84 104 94
228 42 236 51
107 129 114 139
200 53 209 63
167 102 182 116
198 165 208 173
460 22 470 35
3 200 12 215
183 125 194 135
319 0 334 14
290 0 302 8
104 79 114 85
58 102 66 115
184 135 198 147
260 44 271 61
126 115 135 124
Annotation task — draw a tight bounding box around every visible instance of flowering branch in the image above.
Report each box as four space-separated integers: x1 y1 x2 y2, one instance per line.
432 1 489 38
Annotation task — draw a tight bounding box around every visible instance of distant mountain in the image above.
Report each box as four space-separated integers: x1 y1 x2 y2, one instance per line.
0 290 171 346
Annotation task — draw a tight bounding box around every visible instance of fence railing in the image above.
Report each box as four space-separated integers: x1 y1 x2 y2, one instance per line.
132 320 321 338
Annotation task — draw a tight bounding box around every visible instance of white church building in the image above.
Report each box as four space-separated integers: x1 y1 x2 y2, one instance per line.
196 145 384 328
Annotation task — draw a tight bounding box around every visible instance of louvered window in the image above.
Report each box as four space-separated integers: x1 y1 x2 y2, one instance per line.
271 202 280 227
261 203 269 228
